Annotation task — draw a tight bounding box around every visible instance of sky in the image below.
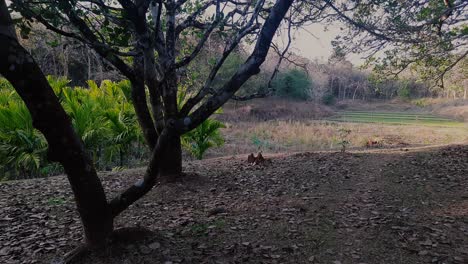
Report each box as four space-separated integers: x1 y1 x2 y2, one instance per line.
287 23 364 66
289 24 337 62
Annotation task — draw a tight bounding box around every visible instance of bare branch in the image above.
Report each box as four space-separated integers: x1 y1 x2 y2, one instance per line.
179 0 294 132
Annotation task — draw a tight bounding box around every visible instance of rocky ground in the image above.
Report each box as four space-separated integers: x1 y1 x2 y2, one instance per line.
0 145 467 264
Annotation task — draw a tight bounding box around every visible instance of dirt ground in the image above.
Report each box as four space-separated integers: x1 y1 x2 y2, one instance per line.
0 144 467 264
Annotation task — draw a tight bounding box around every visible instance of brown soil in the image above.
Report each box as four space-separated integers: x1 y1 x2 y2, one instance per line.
0 145 467 264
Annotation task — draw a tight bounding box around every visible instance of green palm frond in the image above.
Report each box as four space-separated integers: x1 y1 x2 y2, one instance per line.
182 119 225 160
0 77 144 177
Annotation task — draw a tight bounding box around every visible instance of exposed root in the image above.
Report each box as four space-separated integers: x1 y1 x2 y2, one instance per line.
63 244 90 264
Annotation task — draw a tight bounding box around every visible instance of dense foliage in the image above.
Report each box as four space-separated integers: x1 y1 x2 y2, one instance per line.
182 119 225 160
328 0 468 89
0 79 49 178
273 69 312 100
0 77 225 180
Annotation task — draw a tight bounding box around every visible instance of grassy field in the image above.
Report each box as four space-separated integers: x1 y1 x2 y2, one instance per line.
205 104 468 158
205 119 468 158
327 111 466 127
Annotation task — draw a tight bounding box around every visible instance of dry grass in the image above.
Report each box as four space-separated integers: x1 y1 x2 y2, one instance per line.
217 98 333 122
206 120 468 157
202 98 468 158
420 98 468 121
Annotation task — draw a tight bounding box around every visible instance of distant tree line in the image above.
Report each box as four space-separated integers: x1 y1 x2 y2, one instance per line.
23 25 466 105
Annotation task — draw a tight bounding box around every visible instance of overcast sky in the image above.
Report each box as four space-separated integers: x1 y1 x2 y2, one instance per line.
287 23 364 65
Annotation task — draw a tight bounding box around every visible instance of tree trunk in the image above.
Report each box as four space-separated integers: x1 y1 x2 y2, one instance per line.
0 3 113 247
157 133 182 182
352 86 358 100
130 57 158 150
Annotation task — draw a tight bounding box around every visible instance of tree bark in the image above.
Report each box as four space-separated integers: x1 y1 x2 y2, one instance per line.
131 55 159 150
157 133 182 182
0 1 113 247
110 127 174 217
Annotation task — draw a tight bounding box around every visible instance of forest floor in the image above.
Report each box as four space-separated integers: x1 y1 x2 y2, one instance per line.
0 144 467 264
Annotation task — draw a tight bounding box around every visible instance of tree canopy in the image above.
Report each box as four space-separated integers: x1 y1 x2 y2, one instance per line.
326 0 467 88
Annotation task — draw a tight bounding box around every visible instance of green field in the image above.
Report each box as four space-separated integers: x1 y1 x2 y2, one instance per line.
327 111 467 127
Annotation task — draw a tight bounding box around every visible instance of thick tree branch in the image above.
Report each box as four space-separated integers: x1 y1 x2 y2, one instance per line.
179 0 294 132
179 0 265 116
173 10 235 70
232 14 295 101
109 127 172 217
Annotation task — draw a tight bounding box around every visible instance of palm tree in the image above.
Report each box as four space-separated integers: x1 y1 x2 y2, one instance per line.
60 86 110 166
182 119 225 160
104 104 141 166
0 99 47 179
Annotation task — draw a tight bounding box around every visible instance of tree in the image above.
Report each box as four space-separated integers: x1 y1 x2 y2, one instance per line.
9 0 294 181
273 68 312 100
231 1 327 100
325 0 468 89
0 0 114 253
1 0 294 260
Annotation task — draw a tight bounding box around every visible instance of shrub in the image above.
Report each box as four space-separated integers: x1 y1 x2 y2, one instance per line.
182 119 225 160
322 93 336 105
273 69 312 100
0 77 144 179
412 98 431 107
0 76 226 177
337 128 351 153
398 83 411 100
0 100 48 179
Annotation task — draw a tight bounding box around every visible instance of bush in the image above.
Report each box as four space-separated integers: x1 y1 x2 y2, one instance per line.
273 69 312 100
322 93 336 105
0 76 226 178
412 98 430 107
398 82 411 100
0 77 143 179
182 119 225 160
0 100 48 179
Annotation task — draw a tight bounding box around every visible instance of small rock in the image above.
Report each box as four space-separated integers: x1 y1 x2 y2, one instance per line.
419 239 433 246
207 207 226 216
139 245 151 255
308 256 316 262
148 242 161 250
418 250 429 256
0 247 10 256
